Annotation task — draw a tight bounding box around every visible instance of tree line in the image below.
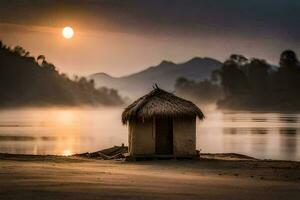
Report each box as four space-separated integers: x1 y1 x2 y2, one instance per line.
0 41 123 107
175 50 300 111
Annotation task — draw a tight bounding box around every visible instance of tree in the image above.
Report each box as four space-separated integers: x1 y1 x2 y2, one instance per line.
275 50 300 92
37 55 46 65
247 58 270 95
216 50 300 110
0 41 124 107
279 50 299 69
175 77 222 104
13 46 27 56
215 54 249 97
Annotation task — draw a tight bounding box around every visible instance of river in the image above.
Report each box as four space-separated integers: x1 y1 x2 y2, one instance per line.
0 107 299 160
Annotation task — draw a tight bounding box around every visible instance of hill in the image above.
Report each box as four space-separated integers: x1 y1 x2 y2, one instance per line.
0 41 123 107
91 57 222 97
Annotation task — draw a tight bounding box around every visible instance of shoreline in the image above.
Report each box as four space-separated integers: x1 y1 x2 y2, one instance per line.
1 152 300 181
1 153 300 200
1 152 300 163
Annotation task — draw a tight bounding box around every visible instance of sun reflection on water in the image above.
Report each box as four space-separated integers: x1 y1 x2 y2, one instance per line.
54 110 76 126
62 149 73 156
1 108 299 160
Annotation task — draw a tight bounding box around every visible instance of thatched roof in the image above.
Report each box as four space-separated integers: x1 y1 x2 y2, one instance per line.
122 87 204 124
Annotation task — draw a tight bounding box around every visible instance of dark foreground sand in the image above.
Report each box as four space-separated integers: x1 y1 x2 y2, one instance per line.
0 154 300 200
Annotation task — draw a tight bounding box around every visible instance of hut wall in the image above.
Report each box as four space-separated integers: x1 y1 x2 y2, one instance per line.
173 118 196 156
128 121 155 156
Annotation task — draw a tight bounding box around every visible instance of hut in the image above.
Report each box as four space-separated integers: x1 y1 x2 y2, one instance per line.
122 86 204 158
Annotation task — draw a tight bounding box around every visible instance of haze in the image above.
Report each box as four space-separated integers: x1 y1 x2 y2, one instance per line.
0 0 299 76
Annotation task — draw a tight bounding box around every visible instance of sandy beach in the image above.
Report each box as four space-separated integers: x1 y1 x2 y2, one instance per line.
0 153 299 200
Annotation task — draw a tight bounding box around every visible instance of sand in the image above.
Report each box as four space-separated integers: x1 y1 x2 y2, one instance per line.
0 154 299 200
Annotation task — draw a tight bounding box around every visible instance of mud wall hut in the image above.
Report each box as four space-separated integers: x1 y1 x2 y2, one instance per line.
122 87 204 158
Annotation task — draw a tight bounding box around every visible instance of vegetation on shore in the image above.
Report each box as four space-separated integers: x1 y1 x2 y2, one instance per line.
2 39 300 111
175 78 222 104
175 50 300 111
0 41 123 107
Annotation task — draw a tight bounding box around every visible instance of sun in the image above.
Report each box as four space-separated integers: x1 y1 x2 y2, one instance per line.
62 26 74 39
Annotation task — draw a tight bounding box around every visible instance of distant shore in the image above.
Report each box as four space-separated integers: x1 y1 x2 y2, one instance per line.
0 153 299 200
217 103 300 113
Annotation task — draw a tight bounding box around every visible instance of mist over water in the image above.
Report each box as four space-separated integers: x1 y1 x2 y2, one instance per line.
0 107 299 160
0 107 127 156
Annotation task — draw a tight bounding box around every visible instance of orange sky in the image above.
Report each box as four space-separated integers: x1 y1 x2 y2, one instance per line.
1 1 299 77
1 22 289 77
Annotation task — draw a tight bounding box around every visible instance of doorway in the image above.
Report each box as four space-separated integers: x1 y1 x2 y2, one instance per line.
155 118 173 155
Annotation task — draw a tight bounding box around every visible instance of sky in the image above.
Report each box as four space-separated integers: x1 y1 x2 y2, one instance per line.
0 0 299 77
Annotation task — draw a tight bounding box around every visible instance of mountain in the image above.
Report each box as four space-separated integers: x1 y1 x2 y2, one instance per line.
91 57 222 98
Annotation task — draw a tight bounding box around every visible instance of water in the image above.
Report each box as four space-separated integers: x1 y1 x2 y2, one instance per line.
0 108 299 161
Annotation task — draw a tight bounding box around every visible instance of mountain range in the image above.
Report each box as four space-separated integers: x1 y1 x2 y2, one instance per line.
90 57 222 98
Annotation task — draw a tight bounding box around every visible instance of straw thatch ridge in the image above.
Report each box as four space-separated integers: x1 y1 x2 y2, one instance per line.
122 86 204 124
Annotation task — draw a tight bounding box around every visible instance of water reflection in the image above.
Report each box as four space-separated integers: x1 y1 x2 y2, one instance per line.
62 149 73 156
224 128 269 135
251 128 268 135
280 128 298 135
279 128 298 160
0 108 299 161
0 135 36 141
0 135 61 141
198 111 300 161
279 116 298 123
251 117 267 122
224 128 238 135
